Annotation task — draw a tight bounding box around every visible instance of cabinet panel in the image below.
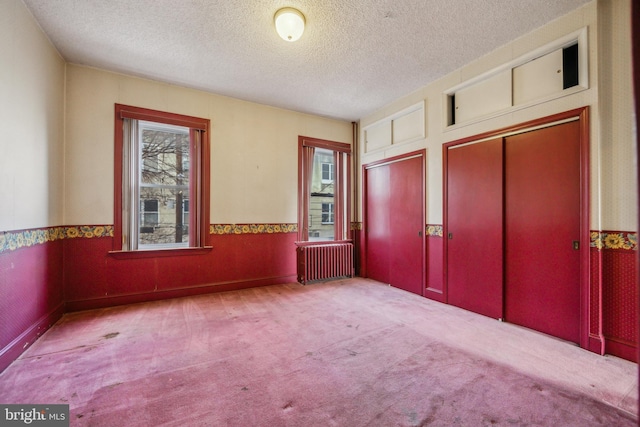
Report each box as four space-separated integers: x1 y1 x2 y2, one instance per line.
454 69 511 123
513 48 564 105
364 121 391 152
392 107 424 144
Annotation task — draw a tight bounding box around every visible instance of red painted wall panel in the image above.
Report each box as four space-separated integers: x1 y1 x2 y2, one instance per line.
602 249 637 362
589 248 603 348
352 226 362 276
63 233 298 311
425 233 444 302
63 237 111 300
0 240 64 372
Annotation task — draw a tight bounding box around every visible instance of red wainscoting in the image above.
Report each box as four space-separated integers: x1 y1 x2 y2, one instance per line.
64 230 298 311
589 248 605 354
591 230 638 362
351 223 362 277
1 224 298 372
0 237 64 372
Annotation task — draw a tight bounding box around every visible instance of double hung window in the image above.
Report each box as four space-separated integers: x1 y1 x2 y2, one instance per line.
114 104 210 253
298 136 351 242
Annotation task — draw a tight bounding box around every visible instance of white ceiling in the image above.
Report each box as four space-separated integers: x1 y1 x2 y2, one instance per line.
22 0 590 122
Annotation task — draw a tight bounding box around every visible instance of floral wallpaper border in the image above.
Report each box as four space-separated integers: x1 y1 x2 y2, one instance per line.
0 223 302 254
4 226 634 253
426 225 444 237
0 225 114 254
590 231 637 251
209 223 297 235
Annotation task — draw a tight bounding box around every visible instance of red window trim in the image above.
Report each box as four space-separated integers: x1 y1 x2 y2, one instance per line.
112 104 211 256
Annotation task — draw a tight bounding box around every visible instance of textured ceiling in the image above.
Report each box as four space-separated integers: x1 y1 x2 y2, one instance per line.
22 0 590 121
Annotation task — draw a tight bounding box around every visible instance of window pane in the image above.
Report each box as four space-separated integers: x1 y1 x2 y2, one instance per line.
322 202 334 224
138 187 189 246
141 125 190 187
138 121 190 248
309 148 334 241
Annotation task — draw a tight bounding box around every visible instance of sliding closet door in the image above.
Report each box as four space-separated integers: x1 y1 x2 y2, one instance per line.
504 121 581 343
389 155 424 295
365 165 391 284
365 153 424 295
446 138 504 318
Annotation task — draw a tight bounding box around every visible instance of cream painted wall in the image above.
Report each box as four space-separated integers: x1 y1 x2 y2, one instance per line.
597 0 636 231
0 0 65 231
64 65 352 225
359 0 636 232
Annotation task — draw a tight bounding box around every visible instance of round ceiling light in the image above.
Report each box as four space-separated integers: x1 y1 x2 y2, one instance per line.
274 7 305 42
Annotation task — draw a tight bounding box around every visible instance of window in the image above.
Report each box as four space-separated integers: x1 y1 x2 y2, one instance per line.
321 162 334 183
182 199 190 232
298 136 351 242
113 104 210 253
321 203 334 224
141 199 159 229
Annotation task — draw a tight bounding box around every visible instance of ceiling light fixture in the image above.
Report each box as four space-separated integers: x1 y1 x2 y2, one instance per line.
274 7 305 42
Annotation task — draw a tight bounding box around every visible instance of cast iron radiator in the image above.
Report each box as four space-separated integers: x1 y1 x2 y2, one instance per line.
296 241 354 284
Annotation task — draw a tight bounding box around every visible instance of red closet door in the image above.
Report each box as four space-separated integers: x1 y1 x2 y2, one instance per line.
365 154 424 295
365 164 390 284
504 121 581 343
389 155 424 295
446 138 504 318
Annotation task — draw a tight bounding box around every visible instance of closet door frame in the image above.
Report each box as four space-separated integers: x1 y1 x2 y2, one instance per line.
443 107 597 352
362 150 426 294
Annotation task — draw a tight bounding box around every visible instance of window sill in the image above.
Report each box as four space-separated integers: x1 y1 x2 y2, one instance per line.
108 246 213 260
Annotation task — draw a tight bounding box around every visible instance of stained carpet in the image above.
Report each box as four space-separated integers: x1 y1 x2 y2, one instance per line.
0 278 636 426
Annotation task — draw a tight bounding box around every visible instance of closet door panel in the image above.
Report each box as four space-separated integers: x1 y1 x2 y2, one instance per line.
365 165 391 284
446 138 504 318
389 156 424 295
504 121 581 343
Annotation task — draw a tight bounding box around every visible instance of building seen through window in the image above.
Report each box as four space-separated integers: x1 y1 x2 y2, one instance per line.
138 121 190 247
309 148 336 240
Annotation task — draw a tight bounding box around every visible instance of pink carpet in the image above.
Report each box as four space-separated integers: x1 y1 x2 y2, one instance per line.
0 278 636 426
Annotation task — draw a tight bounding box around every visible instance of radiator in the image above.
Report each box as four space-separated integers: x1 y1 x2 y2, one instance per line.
296 242 354 284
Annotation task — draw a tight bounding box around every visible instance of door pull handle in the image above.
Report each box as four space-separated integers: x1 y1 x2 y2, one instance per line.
573 241 579 250
448 233 453 239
